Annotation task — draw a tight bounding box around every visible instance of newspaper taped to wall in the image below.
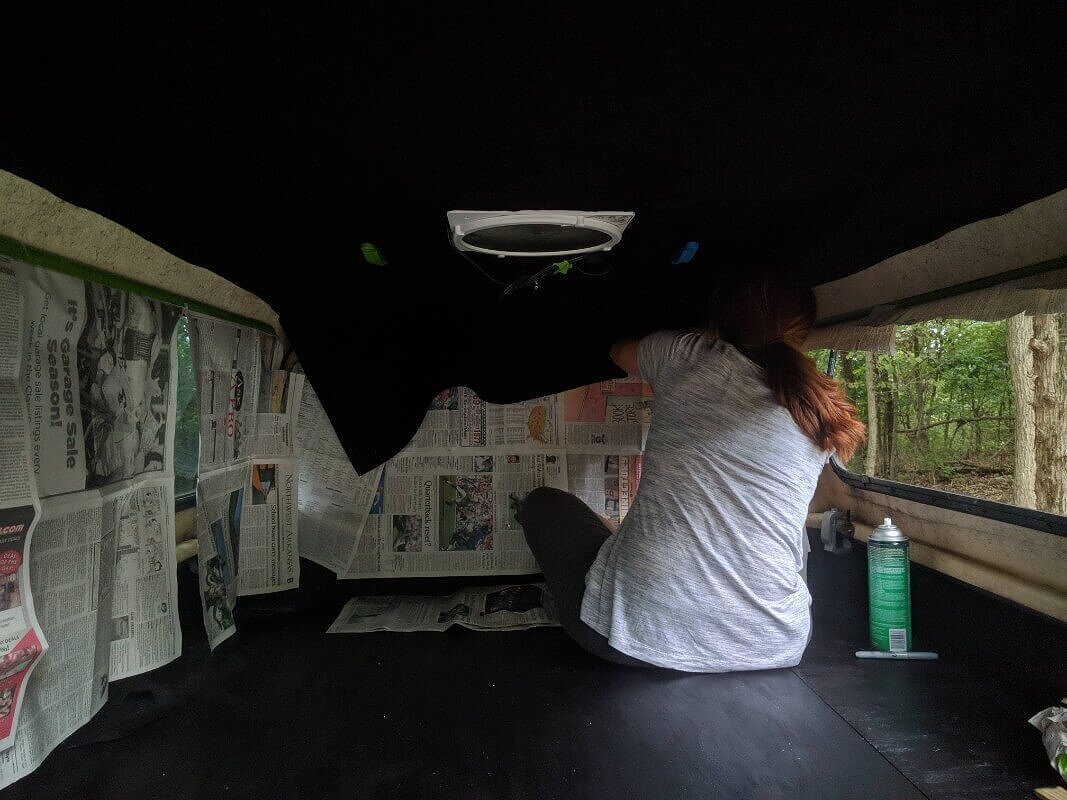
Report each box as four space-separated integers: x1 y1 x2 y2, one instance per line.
195 461 248 648
328 582 559 633
567 453 644 525
562 378 652 452
403 386 561 452
188 315 262 472
250 369 303 458
0 489 117 789
346 452 566 578
295 382 382 574
238 458 299 594
0 261 48 750
106 477 181 679
14 260 181 497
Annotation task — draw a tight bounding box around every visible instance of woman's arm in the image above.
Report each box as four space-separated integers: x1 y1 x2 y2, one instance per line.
609 339 641 378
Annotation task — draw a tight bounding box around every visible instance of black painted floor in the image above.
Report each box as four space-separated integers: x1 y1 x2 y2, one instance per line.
5 533 1064 799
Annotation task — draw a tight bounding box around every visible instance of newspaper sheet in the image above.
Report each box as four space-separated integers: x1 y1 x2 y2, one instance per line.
403 386 562 452
14 260 181 498
562 378 652 453
238 458 299 595
328 582 559 633
295 382 382 574
567 453 644 525
250 369 303 459
195 461 248 648
0 261 47 752
345 452 566 578
0 490 116 790
106 476 181 679
188 315 262 472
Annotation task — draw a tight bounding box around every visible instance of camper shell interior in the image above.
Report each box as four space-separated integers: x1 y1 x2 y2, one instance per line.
0 6 1065 799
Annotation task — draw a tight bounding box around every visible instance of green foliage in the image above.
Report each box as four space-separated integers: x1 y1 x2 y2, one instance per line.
815 319 1016 500
174 315 199 498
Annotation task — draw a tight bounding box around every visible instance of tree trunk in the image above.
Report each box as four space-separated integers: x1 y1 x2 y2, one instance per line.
1007 314 1036 508
1031 314 1066 514
864 352 879 475
885 361 898 479
911 327 929 448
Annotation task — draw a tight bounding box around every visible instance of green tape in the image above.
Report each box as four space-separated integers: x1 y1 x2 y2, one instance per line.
361 242 388 266
0 235 276 335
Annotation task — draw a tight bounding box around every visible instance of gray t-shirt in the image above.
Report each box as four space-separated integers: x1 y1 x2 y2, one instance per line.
580 331 828 672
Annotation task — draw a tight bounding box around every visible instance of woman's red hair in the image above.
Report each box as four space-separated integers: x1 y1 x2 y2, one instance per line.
713 272 866 461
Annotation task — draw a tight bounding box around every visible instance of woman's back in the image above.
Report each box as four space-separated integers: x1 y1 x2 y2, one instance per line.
580 331 828 672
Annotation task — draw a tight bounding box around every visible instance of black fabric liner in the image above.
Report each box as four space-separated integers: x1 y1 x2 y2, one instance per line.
6 531 1064 799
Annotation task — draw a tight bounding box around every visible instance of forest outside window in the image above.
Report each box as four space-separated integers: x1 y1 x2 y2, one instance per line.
174 314 198 504
813 312 1067 517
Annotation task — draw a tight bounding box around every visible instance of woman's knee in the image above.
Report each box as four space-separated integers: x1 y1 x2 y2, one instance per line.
517 486 567 527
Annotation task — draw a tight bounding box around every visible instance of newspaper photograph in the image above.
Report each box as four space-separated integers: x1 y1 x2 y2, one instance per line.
567 453 644 525
295 382 383 574
238 458 299 595
327 582 559 633
562 378 652 452
195 461 248 649
345 452 565 578
105 476 181 680
189 315 262 472
404 386 561 452
0 489 117 789
14 260 181 497
250 369 303 459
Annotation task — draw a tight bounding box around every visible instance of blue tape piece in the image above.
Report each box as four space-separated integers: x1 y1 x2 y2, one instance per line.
671 241 699 265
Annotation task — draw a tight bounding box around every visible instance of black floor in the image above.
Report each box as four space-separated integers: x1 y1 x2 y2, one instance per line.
6 533 1065 799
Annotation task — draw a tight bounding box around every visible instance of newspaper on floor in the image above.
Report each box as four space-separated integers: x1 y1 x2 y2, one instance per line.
345 452 566 578
567 453 644 525
237 458 299 594
295 382 382 574
327 582 559 633
403 386 562 452
0 261 47 752
195 461 248 648
188 315 263 472
14 260 182 498
561 378 652 452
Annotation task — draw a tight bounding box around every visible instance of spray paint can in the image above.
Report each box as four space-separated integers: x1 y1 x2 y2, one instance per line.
867 517 912 652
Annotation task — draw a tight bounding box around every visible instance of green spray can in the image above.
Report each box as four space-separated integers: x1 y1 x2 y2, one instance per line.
867 517 912 652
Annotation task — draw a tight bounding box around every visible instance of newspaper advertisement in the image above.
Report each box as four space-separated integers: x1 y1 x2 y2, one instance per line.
106 476 181 679
250 369 303 458
567 453 644 525
562 378 652 452
295 382 382 574
14 260 181 497
404 386 561 452
195 461 248 649
346 452 566 578
0 489 116 790
327 582 559 633
238 458 299 595
189 315 262 472
0 262 47 751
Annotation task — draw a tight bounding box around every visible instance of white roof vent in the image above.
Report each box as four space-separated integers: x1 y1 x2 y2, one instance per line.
447 210 635 257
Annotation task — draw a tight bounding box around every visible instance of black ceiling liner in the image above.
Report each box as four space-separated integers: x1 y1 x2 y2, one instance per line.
3 5 1066 472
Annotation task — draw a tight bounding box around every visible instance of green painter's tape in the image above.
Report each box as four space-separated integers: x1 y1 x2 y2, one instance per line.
0 235 276 335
